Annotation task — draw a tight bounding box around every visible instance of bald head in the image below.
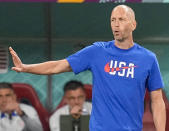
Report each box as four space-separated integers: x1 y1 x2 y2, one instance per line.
112 5 135 22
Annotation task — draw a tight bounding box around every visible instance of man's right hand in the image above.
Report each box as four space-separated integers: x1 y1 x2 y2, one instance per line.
9 47 71 75
9 47 25 72
70 105 82 119
3 101 23 115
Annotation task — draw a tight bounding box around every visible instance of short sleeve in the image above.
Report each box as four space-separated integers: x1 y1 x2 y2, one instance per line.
147 55 164 92
66 45 97 74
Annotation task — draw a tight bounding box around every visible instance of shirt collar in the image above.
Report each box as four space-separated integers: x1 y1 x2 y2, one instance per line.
0 111 18 119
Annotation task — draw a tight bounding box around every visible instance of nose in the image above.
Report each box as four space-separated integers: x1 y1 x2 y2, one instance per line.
75 98 79 105
115 20 119 27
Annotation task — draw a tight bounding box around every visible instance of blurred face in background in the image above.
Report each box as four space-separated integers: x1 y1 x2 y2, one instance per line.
0 88 16 112
65 87 86 109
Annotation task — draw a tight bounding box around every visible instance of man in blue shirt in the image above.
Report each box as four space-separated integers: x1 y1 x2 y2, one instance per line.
9 5 166 131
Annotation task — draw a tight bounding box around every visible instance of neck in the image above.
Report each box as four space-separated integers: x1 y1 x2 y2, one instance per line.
114 37 134 49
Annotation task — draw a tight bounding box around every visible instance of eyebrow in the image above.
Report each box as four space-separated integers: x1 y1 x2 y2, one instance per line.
111 17 126 20
0 93 12 96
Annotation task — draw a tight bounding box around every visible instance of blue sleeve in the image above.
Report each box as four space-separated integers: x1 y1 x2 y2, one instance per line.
147 55 164 92
66 45 96 74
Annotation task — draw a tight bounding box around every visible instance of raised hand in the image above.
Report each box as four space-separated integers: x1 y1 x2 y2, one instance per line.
70 105 82 119
4 101 23 115
9 47 71 75
9 47 25 72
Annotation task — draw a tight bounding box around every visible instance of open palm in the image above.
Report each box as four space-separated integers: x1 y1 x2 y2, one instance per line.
9 47 24 72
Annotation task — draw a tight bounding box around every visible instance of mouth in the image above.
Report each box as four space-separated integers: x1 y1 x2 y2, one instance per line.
114 31 120 36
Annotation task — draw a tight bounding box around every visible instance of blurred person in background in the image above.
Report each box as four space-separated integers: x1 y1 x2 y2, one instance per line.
0 82 43 131
49 80 92 131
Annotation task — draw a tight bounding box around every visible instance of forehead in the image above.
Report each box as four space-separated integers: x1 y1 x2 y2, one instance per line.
65 88 85 97
0 88 14 95
111 7 128 18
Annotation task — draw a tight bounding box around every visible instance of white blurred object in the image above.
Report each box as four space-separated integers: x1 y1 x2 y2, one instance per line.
82 108 89 115
163 0 169 3
0 45 8 74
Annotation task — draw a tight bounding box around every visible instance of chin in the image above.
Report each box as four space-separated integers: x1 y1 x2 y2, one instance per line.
116 38 124 42
1 109 6 112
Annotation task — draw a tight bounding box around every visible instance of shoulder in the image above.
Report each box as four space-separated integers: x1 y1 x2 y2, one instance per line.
50 105 69 121
20 103 36 111
135 43 157 59
81 41 113 51
56 105 69 113
19 103 38 115
83 102 92 114
84 101 92 107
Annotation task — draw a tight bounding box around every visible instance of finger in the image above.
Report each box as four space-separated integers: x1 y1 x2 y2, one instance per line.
11 53 20 62
9 47 17 56
10 50 22 66
72 114 81 119
9 46 13 51
78 109 82 112
11 57 21 68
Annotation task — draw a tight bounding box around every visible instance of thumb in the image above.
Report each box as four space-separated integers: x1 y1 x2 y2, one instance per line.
11 67 22 72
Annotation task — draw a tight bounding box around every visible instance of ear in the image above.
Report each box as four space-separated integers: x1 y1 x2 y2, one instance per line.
131 20 137 31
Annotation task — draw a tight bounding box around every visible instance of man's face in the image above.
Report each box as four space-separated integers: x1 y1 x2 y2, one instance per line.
110 7 136 42
0 88 16 112
65 88 86 109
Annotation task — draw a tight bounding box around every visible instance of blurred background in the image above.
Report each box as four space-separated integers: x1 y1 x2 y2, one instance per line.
0 2 169 112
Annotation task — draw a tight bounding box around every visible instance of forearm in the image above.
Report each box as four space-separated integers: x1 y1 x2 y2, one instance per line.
21 115 43 131
151 99 166 131
22 59 71 75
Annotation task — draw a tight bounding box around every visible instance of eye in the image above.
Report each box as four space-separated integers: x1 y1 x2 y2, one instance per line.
68 97 75 101
78 96 84 100
119 18 126 22
6 94 11 97
111 18 115 22
119 18 123 21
